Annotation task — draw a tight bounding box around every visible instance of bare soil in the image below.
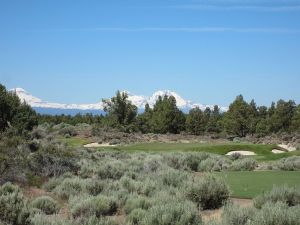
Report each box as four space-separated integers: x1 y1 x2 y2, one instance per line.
201 198 253 222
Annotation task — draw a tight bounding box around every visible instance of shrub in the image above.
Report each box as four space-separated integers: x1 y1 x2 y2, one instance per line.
70 195 117 218
69 195 95 218
159 168 188 187
197 158 215 172
221 203 256 225
58 124 77 137
141 200 202 225
251 202 300 225
230 158 257 171
31 127 47 139
254 185 300 209
0 183 30 225
97 161 125 179
80 216 119 225
120 176 140 194
106 189 130 209
43 177 64 192
186 175 229 209
94 195 117 215
86 180 104 196
181 153 209 171
27 139 40 152
53 177 104 199
163 153 186 170
196 155 231 172
54 177 86 199
109 139 121 145
31 214 72 225
0 144 29 184
135 178 157 197
143 155 163 173
30 196 60 214
275 156 300 171
126 208 147 225
28 144 79 177
229 152 242 161
124 195 151 214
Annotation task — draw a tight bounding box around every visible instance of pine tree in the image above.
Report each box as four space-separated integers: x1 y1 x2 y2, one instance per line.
102 90 138 127
223 95 251 137
186 107 205 135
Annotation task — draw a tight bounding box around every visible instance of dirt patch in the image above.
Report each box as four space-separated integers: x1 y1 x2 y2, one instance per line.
231 198 253 207
226 151 256 156
201 198 253 222
22 186 69 218
22 186 51 200
201 208 222 222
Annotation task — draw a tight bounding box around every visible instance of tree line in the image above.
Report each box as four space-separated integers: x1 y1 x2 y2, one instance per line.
1 84 299 137
0 84 37 135
99 91 300 136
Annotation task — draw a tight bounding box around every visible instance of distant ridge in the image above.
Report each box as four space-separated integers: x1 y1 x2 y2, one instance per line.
11 88 228 115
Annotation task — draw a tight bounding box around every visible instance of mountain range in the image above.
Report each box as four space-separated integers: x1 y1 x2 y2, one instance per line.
11 88 228 115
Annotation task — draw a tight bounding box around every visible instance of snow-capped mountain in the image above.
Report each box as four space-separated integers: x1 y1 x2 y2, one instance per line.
12 88 103 110
11 88 227 115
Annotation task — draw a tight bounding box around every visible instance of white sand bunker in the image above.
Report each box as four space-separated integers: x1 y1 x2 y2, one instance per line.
278 144 296 152
272 149 285 154
226 151 256 156
84 142 116 148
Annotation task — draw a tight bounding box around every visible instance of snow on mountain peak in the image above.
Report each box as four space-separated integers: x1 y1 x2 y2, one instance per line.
11 87 42 104
11 88 227 112
149 90 190 108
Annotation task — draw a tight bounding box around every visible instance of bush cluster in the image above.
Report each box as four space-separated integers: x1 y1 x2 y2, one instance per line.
210 201 300 225
230 158 258 171
186 175 230 210
254 185 300 209
30 196 60 215
123 195 151 214
70 195 118 218
142 201 202 225
0 183 31 225
274 156 300 171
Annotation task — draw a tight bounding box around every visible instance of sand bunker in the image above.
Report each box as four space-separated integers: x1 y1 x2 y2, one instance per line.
272 149 286 154
226 151 256 156
278 144 296 152
84 142 116 148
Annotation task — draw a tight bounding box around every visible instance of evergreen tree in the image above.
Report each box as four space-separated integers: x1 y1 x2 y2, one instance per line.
0 84 37 134
270 100 296 132
149 95 185 134
102 91 137 127
206 105 222 133
186 107 206 135
248 99 258 135
291 104 300 132
136 103 152 133
223 95 251 137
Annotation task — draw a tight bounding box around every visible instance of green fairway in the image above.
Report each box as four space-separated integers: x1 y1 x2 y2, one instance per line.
215 171 300 199
117 142 300 161
59 137 90 147
59 139 300 161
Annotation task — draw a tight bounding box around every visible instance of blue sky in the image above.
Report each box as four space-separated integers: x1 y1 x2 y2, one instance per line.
0 0 300 106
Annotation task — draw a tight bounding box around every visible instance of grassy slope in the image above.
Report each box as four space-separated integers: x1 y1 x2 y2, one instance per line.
59 138 300 200
117 142 300 161
215 171 300 198
59 137 90 147
60 137 300 161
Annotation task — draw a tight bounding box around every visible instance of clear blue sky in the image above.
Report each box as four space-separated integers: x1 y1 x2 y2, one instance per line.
0 0 300 106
